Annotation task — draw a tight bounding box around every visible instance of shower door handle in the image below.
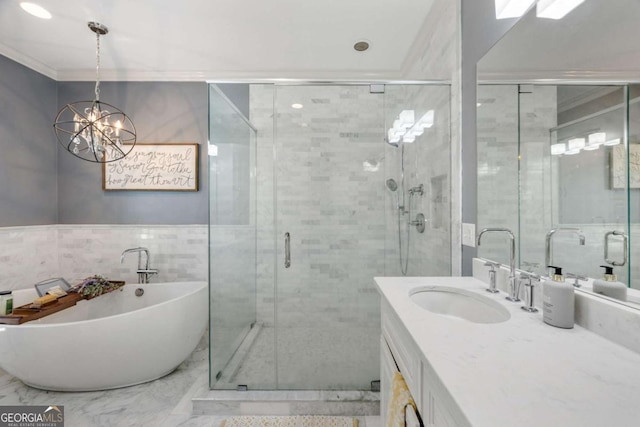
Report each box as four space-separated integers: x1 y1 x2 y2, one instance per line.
284 232 291 268
605 230 628 266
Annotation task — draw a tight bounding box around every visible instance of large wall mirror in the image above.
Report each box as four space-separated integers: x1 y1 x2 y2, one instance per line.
476 0 640 304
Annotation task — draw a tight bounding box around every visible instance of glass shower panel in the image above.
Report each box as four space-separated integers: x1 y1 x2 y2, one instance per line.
383 85 452 276
628 84 640 290
476 85 520 267
546 86 628 282
273 85 384 390
517 85 557 274
208 85 260 389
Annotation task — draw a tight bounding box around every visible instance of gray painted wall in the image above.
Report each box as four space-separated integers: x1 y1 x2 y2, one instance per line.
56 81 209 224
461 0 524 274
0 55 58 226
216 83 250 120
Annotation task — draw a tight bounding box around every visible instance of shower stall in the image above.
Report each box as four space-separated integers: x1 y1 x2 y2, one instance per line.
208 83 451 391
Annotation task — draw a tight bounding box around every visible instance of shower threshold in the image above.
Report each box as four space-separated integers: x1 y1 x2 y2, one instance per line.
192 389 380 416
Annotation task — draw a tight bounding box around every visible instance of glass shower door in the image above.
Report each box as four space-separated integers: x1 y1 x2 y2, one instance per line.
273 85 384 390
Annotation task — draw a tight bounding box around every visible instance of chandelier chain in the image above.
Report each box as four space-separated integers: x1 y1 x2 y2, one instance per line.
95 31 100 101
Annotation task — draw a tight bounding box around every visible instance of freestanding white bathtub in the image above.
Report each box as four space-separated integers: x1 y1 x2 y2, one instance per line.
0 281 207 391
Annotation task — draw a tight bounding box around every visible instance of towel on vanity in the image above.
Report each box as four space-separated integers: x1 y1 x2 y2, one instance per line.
386 371 422 427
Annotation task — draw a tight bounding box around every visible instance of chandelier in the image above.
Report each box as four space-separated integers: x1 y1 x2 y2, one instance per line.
53 22 136 163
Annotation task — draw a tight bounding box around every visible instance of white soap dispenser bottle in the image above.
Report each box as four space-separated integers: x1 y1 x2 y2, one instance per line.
592 265 627 302
542 266 574 329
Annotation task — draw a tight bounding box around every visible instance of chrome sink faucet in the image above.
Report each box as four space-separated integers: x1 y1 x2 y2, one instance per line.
477 228 519 302
121 247 158 284
545 228 586 276
483 261 501 293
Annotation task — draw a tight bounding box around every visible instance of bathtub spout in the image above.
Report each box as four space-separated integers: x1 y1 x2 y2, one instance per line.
121 247 159 284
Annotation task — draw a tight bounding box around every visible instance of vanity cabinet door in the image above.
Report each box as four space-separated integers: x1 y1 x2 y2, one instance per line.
381 301 421 396
380 336 397 425
421 361 465 427
432 394 457 427
381 300 468 427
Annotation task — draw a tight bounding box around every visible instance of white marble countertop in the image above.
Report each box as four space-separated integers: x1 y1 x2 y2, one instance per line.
375 276 640 427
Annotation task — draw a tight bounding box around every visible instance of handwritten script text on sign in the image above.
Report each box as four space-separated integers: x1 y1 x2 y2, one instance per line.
103 144 199 191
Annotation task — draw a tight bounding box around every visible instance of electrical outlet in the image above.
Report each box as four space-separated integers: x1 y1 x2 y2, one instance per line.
462 223 476 247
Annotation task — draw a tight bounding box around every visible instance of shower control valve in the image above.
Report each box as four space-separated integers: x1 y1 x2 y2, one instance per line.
411 213 426 233
408 184 424 196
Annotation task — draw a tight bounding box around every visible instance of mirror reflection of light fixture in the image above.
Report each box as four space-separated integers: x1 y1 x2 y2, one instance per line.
537 0 585 19
550 142 566 155
386 110 434 145
604 138 621 146
567 137 585 151
495 0 536 19
53 22 136 163
584 132 606 150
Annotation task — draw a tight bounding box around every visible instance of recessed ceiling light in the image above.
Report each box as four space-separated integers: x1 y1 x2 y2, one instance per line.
291 103 303 109
20 2 52 19
353 41 370 52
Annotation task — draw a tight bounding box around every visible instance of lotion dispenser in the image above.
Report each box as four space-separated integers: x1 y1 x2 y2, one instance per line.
542 266 574 329
592 265 627 302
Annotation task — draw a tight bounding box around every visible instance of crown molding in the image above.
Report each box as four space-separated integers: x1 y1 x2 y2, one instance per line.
477 70 640 84
55 68 405 82
0 43 57 80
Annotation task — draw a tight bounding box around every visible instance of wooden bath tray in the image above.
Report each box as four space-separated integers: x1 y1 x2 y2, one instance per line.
0 293 83 325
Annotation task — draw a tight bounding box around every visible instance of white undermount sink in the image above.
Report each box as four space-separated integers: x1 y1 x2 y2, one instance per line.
409 286 511 324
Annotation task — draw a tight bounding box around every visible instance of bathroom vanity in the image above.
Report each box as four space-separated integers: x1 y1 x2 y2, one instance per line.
376 276 640 427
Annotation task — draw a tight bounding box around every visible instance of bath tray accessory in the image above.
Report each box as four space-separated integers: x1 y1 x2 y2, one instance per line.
34 277 71 297
0 293 83 324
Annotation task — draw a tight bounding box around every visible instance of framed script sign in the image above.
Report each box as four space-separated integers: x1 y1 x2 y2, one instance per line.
102 143 199 191
611 144 640 189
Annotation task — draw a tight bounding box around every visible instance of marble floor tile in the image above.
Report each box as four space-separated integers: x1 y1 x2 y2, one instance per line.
213 326 379 391
0 330 381 426
0 336 208 427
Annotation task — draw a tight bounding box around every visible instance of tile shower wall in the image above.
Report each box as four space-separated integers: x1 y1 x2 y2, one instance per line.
0 225 207 291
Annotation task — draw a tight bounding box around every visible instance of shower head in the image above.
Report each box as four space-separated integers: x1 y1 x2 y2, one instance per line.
386 178 398 192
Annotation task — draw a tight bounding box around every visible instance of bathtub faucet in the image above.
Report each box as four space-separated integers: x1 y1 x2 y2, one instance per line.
120 247 158 284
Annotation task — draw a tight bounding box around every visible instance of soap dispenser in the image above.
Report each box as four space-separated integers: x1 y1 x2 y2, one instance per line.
542 266 574 329
592 265 627 302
